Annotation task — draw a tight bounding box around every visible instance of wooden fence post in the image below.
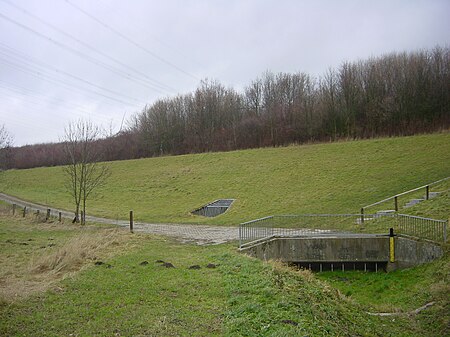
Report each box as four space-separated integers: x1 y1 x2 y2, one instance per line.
12 204 16 215
360 208 364 225
59 212 62 222
394 196 398 212
23 207 26 217
426 185 430 200
46 209 51 221
130 210 134 233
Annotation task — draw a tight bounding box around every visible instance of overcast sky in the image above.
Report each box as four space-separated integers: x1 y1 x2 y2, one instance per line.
1 0 449 146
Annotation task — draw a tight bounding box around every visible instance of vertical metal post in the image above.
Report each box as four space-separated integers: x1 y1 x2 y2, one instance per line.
239 224 242 248
12 204 16 215
394 196 398 212
426 185 430 200
389 228 395 263
129 210 134 233
444 220 448 243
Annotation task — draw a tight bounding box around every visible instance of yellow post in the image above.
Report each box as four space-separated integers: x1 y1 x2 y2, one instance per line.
389 228 395 263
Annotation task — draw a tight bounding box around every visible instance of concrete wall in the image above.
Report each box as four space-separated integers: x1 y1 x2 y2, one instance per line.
241 235 443 270
388 236 444 270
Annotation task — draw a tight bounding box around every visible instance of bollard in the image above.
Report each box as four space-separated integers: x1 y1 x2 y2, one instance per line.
130 210 134 233
389 228 395 263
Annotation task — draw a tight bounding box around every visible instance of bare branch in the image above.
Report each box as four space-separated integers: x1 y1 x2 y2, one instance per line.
61 120 110 224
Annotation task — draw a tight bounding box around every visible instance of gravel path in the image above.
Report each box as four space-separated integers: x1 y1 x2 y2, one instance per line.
0 193 239 245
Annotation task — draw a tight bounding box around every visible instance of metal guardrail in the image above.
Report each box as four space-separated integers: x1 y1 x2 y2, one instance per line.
397 214 447 243
361 176 450 215
239 214 367 247
239 213 448 247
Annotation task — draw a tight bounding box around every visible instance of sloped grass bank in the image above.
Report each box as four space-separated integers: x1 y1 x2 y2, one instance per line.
1 215 444 336
317 253 450 336
1 133 449 225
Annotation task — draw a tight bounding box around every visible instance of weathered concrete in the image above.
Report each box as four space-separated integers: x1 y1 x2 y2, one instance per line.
240 234 443 270
388 236 444 270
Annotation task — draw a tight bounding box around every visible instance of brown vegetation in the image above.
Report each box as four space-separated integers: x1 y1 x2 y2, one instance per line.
3 46 449 169
0 214 132 302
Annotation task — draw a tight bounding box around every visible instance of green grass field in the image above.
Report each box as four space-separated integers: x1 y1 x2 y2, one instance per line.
1 214 446 336
1 133 449 225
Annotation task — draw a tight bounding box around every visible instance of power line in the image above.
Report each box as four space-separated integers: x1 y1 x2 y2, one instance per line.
0 11 170 95
0 43 145 105
0 56 142 107
0 85 116 126
0 78 119 121
96 0 203 69
0 0 176 93
65 0 200 81
0 85 128 137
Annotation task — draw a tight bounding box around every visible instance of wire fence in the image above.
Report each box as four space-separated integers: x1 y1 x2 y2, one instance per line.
239 213 448 247
0 201 66 222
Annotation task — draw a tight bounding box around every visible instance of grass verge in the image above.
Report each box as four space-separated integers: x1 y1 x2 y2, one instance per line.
317 253 449 336
1 214 447 336
1 133 449 225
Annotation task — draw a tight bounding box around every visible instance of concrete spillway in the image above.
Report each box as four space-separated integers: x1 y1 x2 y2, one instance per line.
240 234 443 271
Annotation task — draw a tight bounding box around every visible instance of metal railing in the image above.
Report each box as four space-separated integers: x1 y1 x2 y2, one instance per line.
397 214 447 243
239 213 447 247
239 214 369 247
361 176 450 216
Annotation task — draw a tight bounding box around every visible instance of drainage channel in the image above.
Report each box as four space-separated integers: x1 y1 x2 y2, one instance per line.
191 199 234 217
291 261 387 272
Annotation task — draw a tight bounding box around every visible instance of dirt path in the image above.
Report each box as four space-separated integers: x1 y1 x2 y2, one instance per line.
0 193 239 245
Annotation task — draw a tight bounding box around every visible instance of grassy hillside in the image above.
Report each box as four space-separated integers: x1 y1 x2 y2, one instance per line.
1 214 444 336
1 133 449 225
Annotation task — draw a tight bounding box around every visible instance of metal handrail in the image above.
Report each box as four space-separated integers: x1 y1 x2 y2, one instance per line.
397 213 447 223
362 176 449 210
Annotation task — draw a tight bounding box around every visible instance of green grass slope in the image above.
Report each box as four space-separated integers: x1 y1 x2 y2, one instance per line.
1 133 449 225
1 214 436 336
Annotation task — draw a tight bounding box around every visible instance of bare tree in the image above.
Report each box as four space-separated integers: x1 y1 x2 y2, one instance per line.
0 124 13 171
62 120 110 224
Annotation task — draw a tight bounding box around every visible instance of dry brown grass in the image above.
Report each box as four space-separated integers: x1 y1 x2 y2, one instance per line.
30 229 122 274
0 226 134 302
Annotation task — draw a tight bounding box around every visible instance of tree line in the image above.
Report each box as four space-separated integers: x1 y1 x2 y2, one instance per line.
3 46 449 169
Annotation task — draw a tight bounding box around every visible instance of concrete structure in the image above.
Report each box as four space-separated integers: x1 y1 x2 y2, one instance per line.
240 234 443 271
